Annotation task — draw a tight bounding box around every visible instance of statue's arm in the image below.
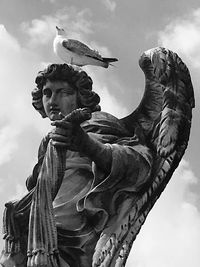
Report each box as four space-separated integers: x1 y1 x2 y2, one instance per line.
50 120 112 174
26 133 50 191
77 130 112 174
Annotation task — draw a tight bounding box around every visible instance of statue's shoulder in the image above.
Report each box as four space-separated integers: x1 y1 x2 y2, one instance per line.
91 111 119 121
83 111 131 137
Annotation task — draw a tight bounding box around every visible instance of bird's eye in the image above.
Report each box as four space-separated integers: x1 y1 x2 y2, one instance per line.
43 88 52 98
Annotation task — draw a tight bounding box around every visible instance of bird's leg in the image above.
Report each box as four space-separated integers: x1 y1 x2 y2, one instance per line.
70 57 74 65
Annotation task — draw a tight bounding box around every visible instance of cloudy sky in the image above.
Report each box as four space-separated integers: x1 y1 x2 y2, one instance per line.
0 0 200 266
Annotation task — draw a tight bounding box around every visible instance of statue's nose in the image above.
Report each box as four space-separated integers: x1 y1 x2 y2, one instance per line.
49 92 58 104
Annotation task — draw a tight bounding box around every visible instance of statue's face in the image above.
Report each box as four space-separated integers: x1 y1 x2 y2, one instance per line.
42 80 78 121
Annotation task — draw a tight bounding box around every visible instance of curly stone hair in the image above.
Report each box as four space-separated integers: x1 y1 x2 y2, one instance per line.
32 64 101 118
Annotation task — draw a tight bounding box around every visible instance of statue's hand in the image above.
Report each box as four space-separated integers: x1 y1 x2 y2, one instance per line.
50 119 85 151
50 109 111 173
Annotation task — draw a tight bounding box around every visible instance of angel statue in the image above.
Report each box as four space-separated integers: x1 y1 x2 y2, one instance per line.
0 47 194 267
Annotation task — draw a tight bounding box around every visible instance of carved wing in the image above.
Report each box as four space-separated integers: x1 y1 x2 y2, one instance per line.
92 47 195 266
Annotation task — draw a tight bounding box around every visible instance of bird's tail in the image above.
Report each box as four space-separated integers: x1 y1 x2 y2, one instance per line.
102 57 118 68
102 57 118 63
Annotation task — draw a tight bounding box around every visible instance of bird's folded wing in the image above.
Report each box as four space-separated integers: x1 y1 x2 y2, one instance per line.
62 39 102 59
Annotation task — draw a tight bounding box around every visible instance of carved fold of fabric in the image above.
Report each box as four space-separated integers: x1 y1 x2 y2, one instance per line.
0 188 33 266
77 139 153 234
27 140 66 267
2 202 21 255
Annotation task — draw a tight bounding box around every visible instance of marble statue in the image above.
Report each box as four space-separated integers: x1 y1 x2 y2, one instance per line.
0 47 194 267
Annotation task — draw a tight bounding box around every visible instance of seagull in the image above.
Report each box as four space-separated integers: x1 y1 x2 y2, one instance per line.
53 26 118 68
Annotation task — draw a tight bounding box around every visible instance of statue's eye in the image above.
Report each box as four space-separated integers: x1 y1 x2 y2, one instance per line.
59 88 75 96
43 88 52 98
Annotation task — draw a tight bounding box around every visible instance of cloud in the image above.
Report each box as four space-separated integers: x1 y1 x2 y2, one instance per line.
0 25 48 128
0 24 51 175
41 0 56 3
126 159 200 267
0 25 20 52
84 66 128 118
20 7 93 47
97 85 128 118
158 8 200 68
100 0 116 12
89 40 114 58
0 126 19 166
0 26 27 165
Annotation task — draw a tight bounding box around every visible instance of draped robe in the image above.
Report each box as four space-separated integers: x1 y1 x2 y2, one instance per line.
2 111 152 267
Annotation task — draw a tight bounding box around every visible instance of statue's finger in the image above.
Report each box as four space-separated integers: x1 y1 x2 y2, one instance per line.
50 133 71 143
62 108 92 124
53 127 72 136
51 120 73 129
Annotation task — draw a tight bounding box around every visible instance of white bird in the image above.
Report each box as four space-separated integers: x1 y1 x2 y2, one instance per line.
53 26 118 68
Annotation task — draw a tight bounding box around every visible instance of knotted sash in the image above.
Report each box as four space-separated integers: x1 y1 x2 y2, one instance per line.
27 140 65 267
